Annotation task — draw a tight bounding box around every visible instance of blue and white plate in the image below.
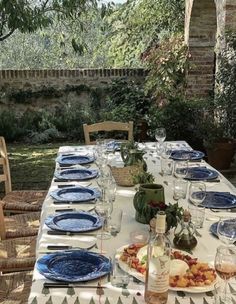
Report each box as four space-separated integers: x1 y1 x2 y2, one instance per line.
185 167 218 181
50 186 101 203
170 150 205 161
200 191 236 209
45 211 102 232
36 250 111 282
56 154 95 166
210 222 218 237
54 168 98 181
106 140 121 152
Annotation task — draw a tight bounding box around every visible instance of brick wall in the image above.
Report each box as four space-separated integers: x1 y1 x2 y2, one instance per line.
185 0 217 98
0 68 147 112
185 0 236 98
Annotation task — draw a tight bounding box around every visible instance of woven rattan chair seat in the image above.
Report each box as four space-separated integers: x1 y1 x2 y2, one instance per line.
0 270 33 303
3 190 47 213
4 212 40 239
0 236 36 272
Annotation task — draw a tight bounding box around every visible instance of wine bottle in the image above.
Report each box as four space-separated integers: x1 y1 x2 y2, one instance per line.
144 211 171 304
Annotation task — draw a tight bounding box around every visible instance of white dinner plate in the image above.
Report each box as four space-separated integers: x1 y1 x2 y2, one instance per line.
116 245 218 293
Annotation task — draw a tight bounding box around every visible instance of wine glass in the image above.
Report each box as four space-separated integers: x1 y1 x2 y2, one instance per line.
189 182 206 206
217 218 236 245
214 246 236 304
155 128 166 143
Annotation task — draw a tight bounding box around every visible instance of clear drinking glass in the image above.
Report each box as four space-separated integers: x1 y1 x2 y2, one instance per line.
155 128 166 143
217 218 236 245
189 182 206 206
214 246 236 304
95 200 112 239
174 160 188 179
162 142 172 159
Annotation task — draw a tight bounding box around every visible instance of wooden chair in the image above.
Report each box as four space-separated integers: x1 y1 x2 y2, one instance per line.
0 236 36 273
83 121 134 145
0 202 38 273
0 136 47 214
0 201 40 240
0 271 33 302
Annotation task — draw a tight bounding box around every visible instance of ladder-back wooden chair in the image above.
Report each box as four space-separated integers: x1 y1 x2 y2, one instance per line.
0 136 47 214
0 202 38 273
83 121 134 145
0 271 33 303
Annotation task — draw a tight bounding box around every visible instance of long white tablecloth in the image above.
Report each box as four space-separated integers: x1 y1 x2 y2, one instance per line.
28 142 236 304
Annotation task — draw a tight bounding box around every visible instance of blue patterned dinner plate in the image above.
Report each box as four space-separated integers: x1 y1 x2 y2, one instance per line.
36 250 111 282
50 186 101 203
185 167 218 181
170 150 205 161
200 191 236 209
54 168 98 181
210 222 218 237
56 154 95 166
45 211 102 232
106 140 121 152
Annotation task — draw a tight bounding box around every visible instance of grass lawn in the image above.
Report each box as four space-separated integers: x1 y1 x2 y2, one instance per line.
0 142 78 196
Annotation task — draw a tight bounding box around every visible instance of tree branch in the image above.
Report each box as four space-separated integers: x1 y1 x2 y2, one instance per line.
0 28 15 41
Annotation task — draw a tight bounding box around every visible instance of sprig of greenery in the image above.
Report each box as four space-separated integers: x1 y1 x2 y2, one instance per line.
133 171 155 185
165 202 184 231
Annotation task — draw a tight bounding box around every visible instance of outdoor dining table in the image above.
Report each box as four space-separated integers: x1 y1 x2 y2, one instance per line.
28 141 236 304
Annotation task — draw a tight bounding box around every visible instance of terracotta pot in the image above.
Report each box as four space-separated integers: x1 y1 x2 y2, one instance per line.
206 140 235 170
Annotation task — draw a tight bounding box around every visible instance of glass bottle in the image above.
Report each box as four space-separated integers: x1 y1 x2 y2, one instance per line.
144 211 171 304
173 210 197 251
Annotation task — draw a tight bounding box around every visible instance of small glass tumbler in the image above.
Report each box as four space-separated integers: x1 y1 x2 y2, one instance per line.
109 208 123 236
173 179 188 200
111 254 130 288
214 281 236 304
161 158 173 176
188 205 205 229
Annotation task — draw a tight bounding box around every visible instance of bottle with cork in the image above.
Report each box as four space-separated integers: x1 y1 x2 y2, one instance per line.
144 211 171 304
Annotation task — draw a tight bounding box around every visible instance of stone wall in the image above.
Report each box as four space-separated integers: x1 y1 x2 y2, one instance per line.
0 68 147 113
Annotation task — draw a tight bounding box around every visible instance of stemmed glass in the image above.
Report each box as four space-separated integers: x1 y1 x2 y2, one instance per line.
155 128 166 144
217 218 236 245
214 246 236 304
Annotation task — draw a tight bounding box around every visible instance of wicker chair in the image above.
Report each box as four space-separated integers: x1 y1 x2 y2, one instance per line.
83 121 134 145
0 271 33 303
0 136 47 214
0 237 36 273
0 203 38 273
0 201 40 240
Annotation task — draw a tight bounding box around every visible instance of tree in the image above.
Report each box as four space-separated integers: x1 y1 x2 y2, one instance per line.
105 0 185 67
0 0 101 42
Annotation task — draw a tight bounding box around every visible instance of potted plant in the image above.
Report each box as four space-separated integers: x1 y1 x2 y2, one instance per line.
199 31 236 170
195 102 235 170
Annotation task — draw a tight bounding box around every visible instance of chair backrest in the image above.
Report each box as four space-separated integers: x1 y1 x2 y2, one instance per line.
0 137 12 194
0 201 6 240
83 121 134 145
